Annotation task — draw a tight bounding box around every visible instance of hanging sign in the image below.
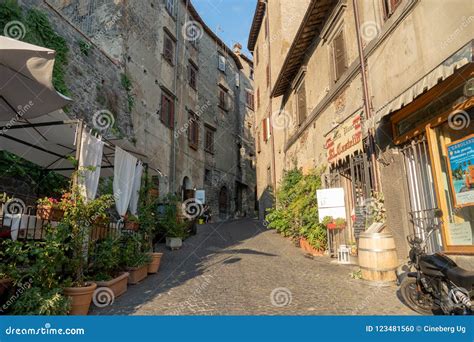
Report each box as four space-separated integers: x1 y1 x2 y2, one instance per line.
446 134 474 207
325 112 363 165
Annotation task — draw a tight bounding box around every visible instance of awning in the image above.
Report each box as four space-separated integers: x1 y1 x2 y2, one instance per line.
0 110 159 177
372 41 473 126
0 36 72 121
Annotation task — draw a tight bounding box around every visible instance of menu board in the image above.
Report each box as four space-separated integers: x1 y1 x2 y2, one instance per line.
446 134 474 207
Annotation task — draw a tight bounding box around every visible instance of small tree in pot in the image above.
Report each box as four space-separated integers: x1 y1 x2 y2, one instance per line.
120 233 151 284
57 188 114 315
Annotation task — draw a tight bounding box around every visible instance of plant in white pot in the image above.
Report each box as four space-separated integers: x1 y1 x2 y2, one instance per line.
162 200 187 250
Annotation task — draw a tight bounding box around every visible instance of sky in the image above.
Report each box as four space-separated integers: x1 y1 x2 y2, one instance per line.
192 0 256 57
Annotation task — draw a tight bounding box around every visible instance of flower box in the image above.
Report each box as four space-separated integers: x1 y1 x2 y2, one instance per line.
96 272 129 298
37 204 64 221
124 221 139 231
127 265 148 284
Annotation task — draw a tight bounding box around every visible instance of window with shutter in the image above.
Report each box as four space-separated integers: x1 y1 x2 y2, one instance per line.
256 130 261 153
266 65 270 88
333 30 346 81
296 80 307 125
246 91 254 110
188 113 199 149
262 118 270 142
383 0 402 19
160 93 174 128
163 34 174 64
218 54 226 72
189 63 197 90
166 0 174 16
255 47 259 65
205 126 215 153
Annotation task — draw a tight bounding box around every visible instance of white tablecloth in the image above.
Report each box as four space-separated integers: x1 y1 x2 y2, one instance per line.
3 214 57 240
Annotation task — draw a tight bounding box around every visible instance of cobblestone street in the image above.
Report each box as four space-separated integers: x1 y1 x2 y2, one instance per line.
93 219 414 315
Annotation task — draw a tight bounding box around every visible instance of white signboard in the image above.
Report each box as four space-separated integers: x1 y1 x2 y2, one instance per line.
316 188 346 223
195 190 205 204
449 222 473 245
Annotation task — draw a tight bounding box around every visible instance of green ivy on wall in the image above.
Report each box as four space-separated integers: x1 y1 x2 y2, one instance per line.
0 0 69 95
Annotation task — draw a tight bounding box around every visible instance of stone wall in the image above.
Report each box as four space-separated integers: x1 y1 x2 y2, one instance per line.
14 0 256 219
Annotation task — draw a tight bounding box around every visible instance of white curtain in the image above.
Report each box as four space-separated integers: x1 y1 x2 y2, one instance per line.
78 131 104 202
128 161 143 215
113 147 138 217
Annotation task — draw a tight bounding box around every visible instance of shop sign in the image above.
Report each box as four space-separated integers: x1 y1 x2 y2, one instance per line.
316 188 345 222
446 134 474 207
326 113 363 164
195 190 206 204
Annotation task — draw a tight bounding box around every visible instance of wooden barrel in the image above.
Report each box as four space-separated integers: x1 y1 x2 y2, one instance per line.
358 232 398 282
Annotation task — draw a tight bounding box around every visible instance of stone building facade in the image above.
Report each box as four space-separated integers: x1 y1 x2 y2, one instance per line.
249 0 473 264
15 0 256 219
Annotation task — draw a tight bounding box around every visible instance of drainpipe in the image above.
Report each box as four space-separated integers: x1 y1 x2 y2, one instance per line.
170 0 182 194
264 1 278 194
352 0 379 191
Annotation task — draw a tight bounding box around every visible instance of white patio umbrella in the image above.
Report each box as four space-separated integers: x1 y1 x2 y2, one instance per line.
0 36 71 121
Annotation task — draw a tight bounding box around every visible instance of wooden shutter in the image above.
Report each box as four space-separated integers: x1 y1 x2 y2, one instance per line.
297 80 307 124
257 130 261 153
219 89 226 109
169 98 174 128
160 94 167 124
266 65 270 87
334 31 346 81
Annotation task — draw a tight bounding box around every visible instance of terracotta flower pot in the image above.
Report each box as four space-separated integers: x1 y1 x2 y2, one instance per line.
95 272 129 298
299 238 324 256
127 265 148 284
63 282 97 315
124 221 139 231
37 205 64 221
147 253 163 274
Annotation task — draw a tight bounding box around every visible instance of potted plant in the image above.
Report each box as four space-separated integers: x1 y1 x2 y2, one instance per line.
121 234 151 284
58 188 114 315
87 236 129 299
138 196 163 274
334 218 347 229
0 229 71 315
37 197 64 221
123 213 140 231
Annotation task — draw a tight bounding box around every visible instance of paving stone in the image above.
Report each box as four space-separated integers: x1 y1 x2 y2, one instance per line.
92 219 415 315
